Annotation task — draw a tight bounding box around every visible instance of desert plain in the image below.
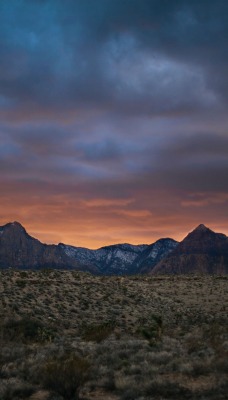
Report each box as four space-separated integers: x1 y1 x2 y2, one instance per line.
0 270 227 400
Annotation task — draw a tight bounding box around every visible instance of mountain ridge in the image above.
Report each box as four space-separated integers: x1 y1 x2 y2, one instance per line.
59 237 178 275
0 221 178 274
0 221 227 274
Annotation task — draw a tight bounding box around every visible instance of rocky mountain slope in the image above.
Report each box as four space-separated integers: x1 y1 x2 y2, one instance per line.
151 224 228 274
0 222 98 273
59 238 178 275
0 221 178 274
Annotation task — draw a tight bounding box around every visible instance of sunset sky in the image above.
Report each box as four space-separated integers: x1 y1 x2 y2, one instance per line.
0 0 228 248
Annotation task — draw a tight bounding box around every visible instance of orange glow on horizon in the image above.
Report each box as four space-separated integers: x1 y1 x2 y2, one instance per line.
1 190 227 249
1 215 227 250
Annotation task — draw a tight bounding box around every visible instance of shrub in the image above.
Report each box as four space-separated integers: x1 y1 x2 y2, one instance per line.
81 321 115 343
145 379 192 398
0 380 35 400
19 271 28 279
0 317 55 343
138 314 163 345
41 353 90 400
15 279 26 288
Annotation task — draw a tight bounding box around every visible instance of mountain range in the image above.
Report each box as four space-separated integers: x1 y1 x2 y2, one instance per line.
0 221 227 274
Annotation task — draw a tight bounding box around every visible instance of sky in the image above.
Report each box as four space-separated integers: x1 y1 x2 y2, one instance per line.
0 0 228 248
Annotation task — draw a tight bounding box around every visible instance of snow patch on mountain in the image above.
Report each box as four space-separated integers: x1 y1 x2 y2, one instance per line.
60 239 178 275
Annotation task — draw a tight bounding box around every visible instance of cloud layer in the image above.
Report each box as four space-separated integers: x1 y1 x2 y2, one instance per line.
0 0 228 247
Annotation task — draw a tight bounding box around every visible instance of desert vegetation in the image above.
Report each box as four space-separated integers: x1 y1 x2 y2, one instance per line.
0 270 227 399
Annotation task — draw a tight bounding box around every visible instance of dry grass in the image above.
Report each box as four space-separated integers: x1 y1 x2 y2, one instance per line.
0 270 227 399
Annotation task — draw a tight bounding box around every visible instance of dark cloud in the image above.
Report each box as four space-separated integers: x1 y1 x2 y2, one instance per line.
0 0 227 245
0 0 227 119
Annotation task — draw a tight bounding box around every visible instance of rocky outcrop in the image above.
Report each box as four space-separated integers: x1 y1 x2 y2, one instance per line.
0 222 98 272
151 224 228 274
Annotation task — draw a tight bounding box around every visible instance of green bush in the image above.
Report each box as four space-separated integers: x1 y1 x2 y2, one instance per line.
41 353 90 400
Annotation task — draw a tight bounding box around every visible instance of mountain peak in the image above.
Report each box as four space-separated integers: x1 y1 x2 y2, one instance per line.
194 224 209 232
151 223 228 275
189 224 219 238
10 221 24 227
6 221 26 231
0 221 27 237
